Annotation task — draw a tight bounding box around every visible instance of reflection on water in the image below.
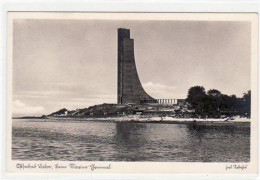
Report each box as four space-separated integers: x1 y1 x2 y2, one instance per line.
12 119 250 162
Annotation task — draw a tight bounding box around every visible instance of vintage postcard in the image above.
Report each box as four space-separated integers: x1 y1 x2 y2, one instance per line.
6 12 258 175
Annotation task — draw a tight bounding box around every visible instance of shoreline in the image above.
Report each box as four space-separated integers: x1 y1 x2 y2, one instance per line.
13 115 250 125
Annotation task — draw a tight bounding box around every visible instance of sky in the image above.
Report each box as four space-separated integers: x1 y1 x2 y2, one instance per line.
13 19 251 116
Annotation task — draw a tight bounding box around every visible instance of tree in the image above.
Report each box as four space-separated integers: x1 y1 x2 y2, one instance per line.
186 86 207 114
186 86 251 118
207 89 221 97
243 90 251 118
207 89 222 113
243 90 251 103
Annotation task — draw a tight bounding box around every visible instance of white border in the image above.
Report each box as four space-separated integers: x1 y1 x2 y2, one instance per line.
1 1 260 180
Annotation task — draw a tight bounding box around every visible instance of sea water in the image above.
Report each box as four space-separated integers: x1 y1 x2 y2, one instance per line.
12 119 250 162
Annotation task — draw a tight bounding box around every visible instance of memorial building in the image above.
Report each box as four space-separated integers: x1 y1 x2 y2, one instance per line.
117 28 178 105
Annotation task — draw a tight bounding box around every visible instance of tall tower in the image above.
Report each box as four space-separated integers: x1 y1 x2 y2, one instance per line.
117 28 156 104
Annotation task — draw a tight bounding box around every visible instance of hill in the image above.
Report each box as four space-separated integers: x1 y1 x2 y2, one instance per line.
46 103 191 118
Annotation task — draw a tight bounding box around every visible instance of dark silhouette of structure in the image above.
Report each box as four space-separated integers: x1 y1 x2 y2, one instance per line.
117 28 156 104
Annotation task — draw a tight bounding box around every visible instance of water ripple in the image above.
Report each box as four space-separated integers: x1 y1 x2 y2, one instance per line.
12 119 250 162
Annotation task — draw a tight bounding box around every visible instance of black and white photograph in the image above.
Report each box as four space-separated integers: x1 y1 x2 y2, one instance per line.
6 12 258 174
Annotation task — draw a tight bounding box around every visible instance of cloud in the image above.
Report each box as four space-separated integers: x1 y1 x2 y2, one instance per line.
13 100 45 116
14 90 73 98
143 82 177 99
47 94 116 109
